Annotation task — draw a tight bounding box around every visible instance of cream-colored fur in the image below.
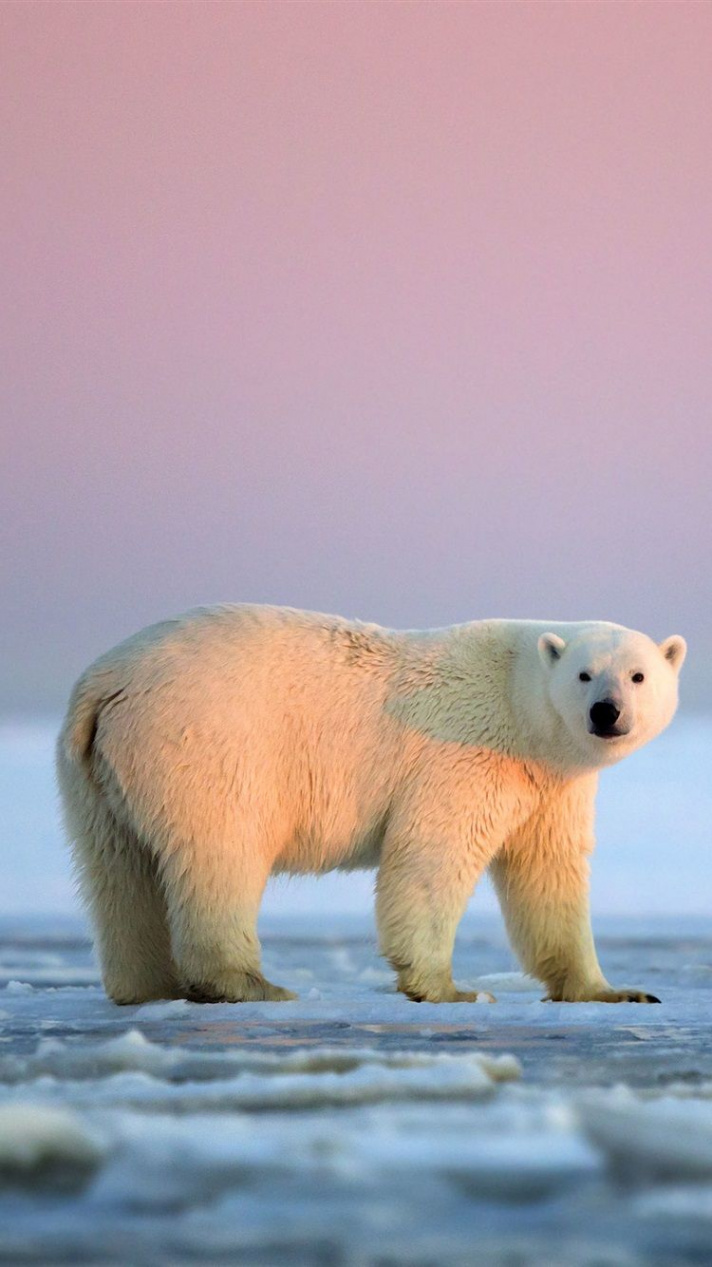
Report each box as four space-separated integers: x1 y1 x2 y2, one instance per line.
56 605 686 1005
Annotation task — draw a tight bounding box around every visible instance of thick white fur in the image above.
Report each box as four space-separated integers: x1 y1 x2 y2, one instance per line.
56 606 686 1005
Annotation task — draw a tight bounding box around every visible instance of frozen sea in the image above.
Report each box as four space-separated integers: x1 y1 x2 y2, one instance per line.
1 718 712 1265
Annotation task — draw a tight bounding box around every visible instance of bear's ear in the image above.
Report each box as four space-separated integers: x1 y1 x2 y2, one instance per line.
659 635 687 673
538 633 566 667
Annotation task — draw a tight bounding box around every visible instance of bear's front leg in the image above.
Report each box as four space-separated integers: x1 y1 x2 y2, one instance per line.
375 822 498 1003
489 777 660 1004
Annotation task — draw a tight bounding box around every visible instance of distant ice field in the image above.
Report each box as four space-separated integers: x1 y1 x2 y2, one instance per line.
1 714 711 917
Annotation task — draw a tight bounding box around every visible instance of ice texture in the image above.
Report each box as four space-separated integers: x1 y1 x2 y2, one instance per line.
2 915 712 1264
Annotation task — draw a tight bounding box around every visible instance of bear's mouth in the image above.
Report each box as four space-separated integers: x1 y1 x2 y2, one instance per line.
589 725 629 740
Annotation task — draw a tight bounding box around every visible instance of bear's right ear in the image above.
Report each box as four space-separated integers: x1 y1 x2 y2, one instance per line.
538 633 566 667
659 635 687 673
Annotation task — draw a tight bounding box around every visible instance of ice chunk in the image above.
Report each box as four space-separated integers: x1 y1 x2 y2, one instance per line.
135 998 191 1020
0 1103 105 1189
578 1090 712 1181
0 1029 520 1088
0 1031 521 1112
82 1096 592 1213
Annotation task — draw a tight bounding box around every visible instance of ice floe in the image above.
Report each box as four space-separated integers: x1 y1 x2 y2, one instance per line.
0 1103 105 1189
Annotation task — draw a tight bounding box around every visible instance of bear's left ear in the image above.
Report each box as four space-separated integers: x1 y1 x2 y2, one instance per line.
538 633 566 668
659 635 687 673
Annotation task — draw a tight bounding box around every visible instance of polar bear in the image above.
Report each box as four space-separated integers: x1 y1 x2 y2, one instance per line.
56 606 686 1006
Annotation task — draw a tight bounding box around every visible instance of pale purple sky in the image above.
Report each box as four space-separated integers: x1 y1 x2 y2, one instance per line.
2 2 711 713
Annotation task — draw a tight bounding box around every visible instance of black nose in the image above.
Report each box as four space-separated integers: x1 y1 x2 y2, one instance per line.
590 699 621 730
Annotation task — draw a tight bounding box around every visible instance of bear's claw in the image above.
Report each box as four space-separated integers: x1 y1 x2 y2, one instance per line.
599 989 661 1004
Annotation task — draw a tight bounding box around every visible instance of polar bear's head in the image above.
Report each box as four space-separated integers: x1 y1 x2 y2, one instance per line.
537 624 686 767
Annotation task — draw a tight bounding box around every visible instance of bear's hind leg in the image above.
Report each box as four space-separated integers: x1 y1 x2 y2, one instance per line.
72 813 181 1005
160 843 296 1003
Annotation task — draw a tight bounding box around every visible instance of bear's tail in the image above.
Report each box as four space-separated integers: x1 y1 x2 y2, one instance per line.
57 672 123 775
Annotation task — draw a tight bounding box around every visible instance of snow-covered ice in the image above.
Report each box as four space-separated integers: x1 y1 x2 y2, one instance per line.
1 718 712 1262
2 913 712 1264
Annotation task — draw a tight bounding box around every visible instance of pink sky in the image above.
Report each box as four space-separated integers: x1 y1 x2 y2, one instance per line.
2 2 711 711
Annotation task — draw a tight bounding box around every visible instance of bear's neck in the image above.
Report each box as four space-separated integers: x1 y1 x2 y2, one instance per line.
392 621 594 778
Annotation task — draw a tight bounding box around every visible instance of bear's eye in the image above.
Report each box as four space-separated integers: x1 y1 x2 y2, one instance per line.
579 672 591 682
632 672 645 684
